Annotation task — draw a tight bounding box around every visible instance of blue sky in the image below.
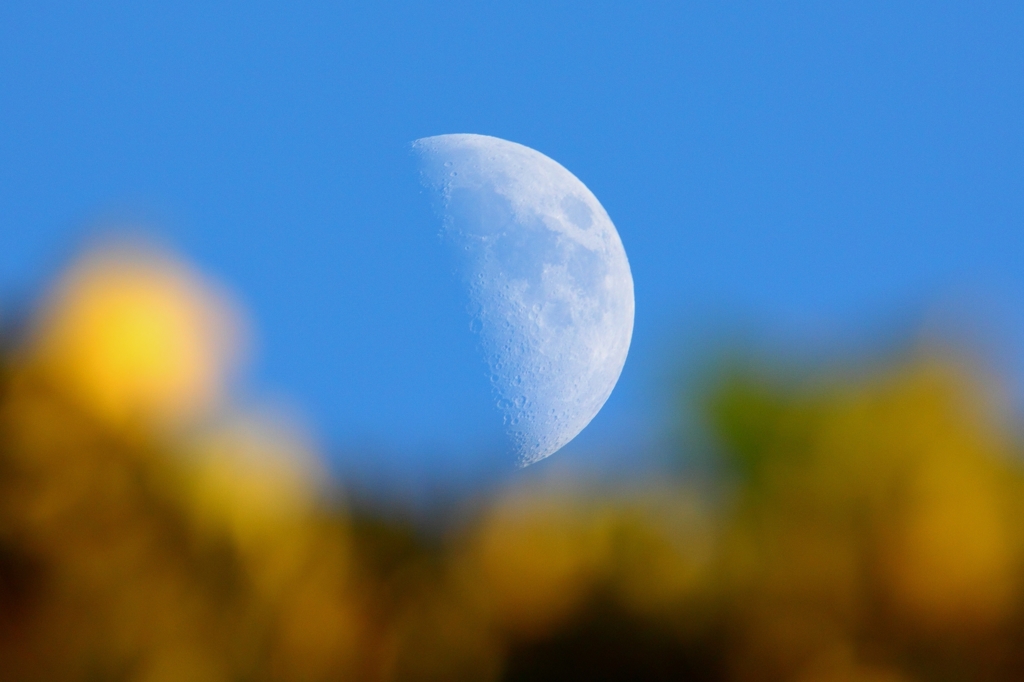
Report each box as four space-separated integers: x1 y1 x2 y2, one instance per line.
2 2 1023 486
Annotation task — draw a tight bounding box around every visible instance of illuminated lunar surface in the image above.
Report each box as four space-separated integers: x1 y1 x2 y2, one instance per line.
414 134 634 466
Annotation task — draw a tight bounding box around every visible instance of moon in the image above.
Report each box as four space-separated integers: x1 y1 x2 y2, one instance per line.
413 134 634 467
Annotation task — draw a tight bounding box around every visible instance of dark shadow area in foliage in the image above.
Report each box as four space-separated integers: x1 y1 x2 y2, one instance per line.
503 599 725 682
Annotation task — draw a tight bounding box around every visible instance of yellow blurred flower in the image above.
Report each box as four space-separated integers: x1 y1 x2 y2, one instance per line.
602 489 716 616
184 415 335 590
32 244 244 428
470 488 609 638
880 451 1020 629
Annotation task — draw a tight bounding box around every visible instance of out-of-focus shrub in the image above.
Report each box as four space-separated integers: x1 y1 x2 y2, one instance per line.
3 244 1024 681
708 359 1024 681
0 246 360 682
460 483 716 640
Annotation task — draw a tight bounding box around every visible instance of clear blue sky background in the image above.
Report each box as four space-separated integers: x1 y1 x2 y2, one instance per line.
2 2 1023 488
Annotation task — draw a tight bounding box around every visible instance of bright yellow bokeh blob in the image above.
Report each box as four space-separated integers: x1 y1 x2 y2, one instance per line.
33 246 244 427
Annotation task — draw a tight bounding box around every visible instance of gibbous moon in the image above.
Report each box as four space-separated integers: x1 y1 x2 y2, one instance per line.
413 134 634 466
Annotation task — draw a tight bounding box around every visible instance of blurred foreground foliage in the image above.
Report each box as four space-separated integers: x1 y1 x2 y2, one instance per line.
2 246 1024 681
